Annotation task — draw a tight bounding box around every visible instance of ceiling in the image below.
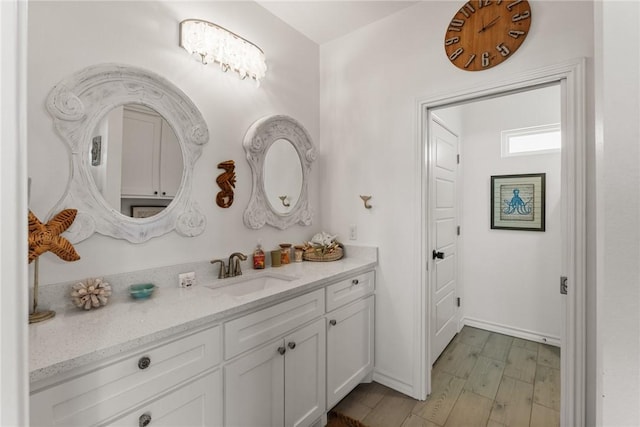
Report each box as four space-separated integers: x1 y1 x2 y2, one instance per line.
256 1 419 44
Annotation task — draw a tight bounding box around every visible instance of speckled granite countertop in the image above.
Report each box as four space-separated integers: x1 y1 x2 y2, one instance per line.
30 249 376 385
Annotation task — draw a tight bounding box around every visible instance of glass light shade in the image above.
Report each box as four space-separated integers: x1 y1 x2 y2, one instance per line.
179 19 267 86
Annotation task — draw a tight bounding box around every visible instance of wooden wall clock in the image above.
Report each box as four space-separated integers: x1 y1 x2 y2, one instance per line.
444 0 532 71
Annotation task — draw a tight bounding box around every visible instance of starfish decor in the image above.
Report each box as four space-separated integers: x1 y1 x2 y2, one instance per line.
28 208 80 323
28 209 80 263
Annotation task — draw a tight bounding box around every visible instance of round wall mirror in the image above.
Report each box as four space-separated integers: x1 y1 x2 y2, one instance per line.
243 115 316 230
263 139 303 214
46 64 209 243
89 104 183 218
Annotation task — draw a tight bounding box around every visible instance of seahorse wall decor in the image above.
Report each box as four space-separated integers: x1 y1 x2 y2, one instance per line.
216 160 236 208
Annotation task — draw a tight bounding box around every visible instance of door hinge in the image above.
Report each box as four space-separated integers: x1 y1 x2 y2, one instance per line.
457 154 460 164
456 297 461 307
457 225 461 236
560 276 568 295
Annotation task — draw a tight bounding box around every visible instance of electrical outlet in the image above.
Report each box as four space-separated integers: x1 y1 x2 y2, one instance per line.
178 272 196 288
349 225 357 240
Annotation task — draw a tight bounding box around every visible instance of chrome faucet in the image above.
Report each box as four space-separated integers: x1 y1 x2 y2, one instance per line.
210 252 248 279
228 252 248 277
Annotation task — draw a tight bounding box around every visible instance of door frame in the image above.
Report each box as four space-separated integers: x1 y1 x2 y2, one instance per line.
416 59 586 427
1 0 29 425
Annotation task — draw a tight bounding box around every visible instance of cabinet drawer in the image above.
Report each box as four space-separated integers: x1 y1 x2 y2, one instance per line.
30 326 221 427
224 289 324 359
326 271 374 312
105 368 222 427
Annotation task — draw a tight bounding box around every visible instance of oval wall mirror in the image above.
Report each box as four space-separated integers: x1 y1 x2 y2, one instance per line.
46 63 209 243
243 115 316 229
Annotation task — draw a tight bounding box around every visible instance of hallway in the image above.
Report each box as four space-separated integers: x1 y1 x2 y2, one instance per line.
331 326 560 427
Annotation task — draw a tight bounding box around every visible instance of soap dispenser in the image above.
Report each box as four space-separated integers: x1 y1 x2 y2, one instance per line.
253 242 265 269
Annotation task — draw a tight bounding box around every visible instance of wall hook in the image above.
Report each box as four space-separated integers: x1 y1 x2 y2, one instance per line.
279 195 290 207
360 195 372 209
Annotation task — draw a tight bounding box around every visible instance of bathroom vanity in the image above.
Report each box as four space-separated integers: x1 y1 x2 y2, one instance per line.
29 251 376 427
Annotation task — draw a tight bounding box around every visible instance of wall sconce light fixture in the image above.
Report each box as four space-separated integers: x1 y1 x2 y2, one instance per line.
179 19 267 86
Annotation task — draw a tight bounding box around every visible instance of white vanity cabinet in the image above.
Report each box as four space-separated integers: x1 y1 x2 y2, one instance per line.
121 106 183 199
30 262 378 427
30 326 222 427
223 289 326 427
325 271 375 408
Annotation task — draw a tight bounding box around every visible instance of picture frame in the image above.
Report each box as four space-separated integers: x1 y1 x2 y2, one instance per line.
131 206 165 219
491 173 546 231
91 136 102 166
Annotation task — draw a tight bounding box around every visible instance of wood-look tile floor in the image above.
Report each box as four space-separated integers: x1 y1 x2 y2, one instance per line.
331 326 560 427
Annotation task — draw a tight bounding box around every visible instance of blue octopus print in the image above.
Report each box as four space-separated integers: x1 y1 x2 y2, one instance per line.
503 188 533 215
500 183 534 221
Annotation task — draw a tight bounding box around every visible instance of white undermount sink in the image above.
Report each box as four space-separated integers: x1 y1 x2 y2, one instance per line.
204 272 297 297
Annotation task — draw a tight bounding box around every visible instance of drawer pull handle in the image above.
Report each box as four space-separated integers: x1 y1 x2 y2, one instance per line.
352 279 359 285
138 356 151 370
288 341 296 350
329 319 337 326
277 346 286 355
139 412 152 427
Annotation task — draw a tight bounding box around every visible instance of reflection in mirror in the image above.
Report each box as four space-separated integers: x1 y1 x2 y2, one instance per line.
89 104 183 218
264 139 302 214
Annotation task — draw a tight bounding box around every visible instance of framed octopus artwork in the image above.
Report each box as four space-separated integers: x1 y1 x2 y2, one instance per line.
491 173 545 232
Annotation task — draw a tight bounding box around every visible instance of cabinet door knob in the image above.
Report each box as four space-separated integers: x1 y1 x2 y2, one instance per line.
139 412 152 427
329 319 337 326
154 191 158 195
277 346 286 355
138 356 151 370
162 191 166 196
352 279 360 285
288 341 296 350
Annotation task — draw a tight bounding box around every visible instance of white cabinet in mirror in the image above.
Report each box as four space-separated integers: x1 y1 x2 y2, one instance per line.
46 64 209 243
91 104 183 218
243 115 316 230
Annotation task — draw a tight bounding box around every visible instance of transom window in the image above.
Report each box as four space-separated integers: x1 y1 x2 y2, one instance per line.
501 123 561 157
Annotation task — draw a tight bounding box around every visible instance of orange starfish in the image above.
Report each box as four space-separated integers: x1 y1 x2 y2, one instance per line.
28 209 80 263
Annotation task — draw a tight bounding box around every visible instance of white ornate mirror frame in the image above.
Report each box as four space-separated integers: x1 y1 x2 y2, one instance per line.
46 63 209 243
243 115 316 229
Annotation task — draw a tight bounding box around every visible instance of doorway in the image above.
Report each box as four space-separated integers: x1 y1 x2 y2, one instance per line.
417 60 586 427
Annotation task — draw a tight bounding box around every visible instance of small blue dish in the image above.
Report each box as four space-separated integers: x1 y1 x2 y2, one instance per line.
129 283 156 299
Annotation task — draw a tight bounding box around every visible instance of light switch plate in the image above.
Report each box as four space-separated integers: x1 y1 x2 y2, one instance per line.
178 272 196 288
349 225 357 240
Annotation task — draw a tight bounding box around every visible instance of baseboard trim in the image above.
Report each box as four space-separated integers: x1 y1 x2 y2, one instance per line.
372 369 415 398
461 317 561 347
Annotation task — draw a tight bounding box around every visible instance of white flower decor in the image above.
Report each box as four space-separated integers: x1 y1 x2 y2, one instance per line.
71 278 112 310
310 232 337 247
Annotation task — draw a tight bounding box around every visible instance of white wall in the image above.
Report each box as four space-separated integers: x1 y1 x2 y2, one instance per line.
319 1 594 397
28 1 320 285
445 85 562 342
594 2 640 425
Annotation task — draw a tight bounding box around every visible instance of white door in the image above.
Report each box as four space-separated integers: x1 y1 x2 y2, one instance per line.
121 108 162 197
429 117 459 363
284 319 325 427
326 296 374 408
224 341 285 427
